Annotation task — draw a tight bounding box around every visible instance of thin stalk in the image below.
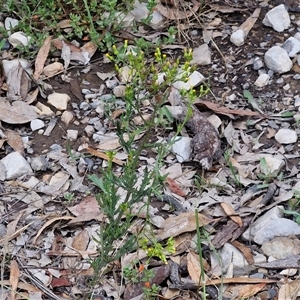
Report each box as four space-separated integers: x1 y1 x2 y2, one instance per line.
195 210 206 299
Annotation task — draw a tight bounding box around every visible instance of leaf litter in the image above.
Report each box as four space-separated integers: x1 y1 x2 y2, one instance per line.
1 0 300 299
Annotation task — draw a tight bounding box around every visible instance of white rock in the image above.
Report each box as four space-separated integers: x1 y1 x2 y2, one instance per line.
30 155 48 171
84 125 95 137
254 73 270 87
49 171 69 191
295 32 300 42
275 128 298 144
131 0 149 22
47 93 70 110
1 152 32 180
264 46 293 74
118 66 133 83
243 206 283 240
191 44 211 65
34 102 54 116
262 237 300 259
4 18 19 30
0 161 6 181
67 130 78 141
30 119 45 131
253 57 264 70
61 111 74 126
280 268 297 276
230 29 246 46
171 136 192 163
213 243 266 276
173 71 205 90
262 4 290 32
294 181 300 191
106 79 119 89
113 85 126 98
253 218 300 245
43 62 64 77
282 37 300 57
260 155 285 177
2 59 30 77
150 11 164 29
133 114 151 125
207 114 222 130
8 31 31 47
18 176 40 189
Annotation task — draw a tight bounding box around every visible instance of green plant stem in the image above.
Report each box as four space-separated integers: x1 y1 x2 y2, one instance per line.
195 210 206 299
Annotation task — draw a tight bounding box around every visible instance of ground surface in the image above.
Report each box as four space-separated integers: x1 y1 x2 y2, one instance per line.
1 0 300 299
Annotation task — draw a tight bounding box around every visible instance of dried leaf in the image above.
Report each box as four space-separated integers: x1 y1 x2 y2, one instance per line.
68 196 101 216
6 129 24 154
52 38 81 52
10 260 20 300
51 277 71 288
25 87 39 104
97 133 144 151
156 212 211 241
57 19 72 29
69 77 84 101
187 251 209 283
72 229 89 251
278 280 300 299
33 216 74 244
85 147 124 165
166 177 186 197
156 0 200 20
65 211 104 226
34 36 52 80
238 283 266 298
208 4 249 13
195 100 264 118
81 41 97 59
61 41 71 69
220 202 242 227
0 99 38 124
111 109 125 120
239 8 261 37
231 240 254 265
6 63 30 101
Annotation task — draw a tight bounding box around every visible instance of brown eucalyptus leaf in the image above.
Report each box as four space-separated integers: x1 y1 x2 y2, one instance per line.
34 36 52 80
9 260 20 300
6 129 24 154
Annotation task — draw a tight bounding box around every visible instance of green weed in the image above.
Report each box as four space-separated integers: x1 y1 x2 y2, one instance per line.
88 45 197 281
